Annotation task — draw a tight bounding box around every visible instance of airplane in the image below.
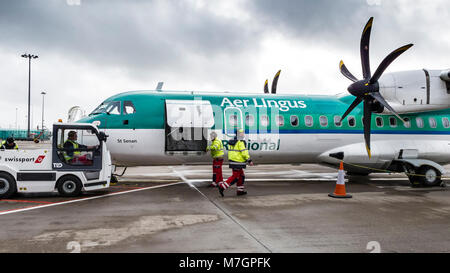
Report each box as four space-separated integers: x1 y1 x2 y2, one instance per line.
76 17 450 188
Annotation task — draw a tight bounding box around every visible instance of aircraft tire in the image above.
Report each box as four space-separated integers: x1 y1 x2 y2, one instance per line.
57 175 82 197
0 172 17 199
417 166 442 187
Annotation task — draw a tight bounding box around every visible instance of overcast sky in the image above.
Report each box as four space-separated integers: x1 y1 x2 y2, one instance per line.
0 0 449 130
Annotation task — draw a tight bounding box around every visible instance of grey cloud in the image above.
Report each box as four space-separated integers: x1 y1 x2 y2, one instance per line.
247 0 371 45
247 0 450 59
0 0 262 78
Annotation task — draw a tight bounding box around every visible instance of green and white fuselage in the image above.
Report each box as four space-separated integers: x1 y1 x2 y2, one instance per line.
77 89 450 175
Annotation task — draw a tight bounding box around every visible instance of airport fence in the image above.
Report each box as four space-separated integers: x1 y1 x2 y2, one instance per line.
0 129 51 141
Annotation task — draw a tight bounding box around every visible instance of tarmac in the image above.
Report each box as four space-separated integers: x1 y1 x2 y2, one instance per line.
0 161 449 253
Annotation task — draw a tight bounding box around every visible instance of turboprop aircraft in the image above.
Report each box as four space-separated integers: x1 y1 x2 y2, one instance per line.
76 17 450 187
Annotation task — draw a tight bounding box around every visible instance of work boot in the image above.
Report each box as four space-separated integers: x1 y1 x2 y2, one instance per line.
218 186 224 197
236 191 247 196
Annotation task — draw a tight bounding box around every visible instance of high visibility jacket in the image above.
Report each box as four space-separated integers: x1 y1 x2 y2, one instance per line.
228 139 250 164
207 138 224 158
63 139 81 161
1 140 18 150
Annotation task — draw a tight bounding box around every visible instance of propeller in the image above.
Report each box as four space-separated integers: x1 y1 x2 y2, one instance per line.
339 17 413 158
264 70 281 94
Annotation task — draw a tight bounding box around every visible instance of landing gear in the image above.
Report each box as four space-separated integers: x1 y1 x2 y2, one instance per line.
417 166 442 187
406 165 442 187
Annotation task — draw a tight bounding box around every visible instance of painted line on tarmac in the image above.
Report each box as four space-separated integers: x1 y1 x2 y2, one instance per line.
0 182 184 216
171 167 273 253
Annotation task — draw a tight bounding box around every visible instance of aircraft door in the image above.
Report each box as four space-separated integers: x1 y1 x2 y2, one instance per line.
165 100 215 152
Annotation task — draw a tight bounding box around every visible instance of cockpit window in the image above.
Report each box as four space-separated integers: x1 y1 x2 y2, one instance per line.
123 101 136 115
90 101 121 115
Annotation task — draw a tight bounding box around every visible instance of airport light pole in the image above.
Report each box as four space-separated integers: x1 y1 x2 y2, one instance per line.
21 53 38 139
41 91 46 132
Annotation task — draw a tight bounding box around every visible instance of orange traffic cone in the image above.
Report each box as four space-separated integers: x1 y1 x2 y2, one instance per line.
328 161 352 198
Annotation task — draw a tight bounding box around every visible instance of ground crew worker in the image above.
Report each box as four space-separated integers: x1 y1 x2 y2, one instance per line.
63 131 96 164
1 137 18 150
218 129 253 196
206 131 224 187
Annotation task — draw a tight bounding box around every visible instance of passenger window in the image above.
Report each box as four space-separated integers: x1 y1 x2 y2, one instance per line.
290 115 299 127
443 117 450 128
375 117 383 127
261 115 269 127
319 116 328 127
416 117 424 128
276 115 284 127
245 115 254 126
305 115 313 127
123 101 136 115
348 116 355 127
389 117 397 127
334 116 342 127
429 117 437 128
403 117 411 128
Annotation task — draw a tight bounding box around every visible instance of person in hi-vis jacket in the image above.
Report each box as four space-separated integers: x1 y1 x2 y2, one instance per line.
218 129 253 197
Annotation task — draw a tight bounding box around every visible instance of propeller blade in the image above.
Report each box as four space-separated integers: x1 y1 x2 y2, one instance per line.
339 60 358 82
271 70 281 94
369 92 405 122
339 97 363 123
264 79 269 94
361 17 373 80
369 44 414 84
363 99 372 158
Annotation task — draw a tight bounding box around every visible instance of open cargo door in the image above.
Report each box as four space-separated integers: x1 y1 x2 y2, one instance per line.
165 99 215 152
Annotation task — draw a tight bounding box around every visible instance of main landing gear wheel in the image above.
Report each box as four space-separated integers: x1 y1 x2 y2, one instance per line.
57 176 82 197
407 166 442 188
0 173 17 199
417 166 442 187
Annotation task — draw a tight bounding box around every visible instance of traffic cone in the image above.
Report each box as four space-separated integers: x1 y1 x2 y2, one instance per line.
328 161 352 198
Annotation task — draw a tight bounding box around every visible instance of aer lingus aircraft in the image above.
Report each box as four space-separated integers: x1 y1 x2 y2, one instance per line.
77 18 450 187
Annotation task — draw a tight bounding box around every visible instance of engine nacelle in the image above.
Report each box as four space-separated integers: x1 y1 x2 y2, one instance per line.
378 69 450 114
440 69 450 82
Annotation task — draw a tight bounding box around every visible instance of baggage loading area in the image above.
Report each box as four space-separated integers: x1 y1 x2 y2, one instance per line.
0 164 449 253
